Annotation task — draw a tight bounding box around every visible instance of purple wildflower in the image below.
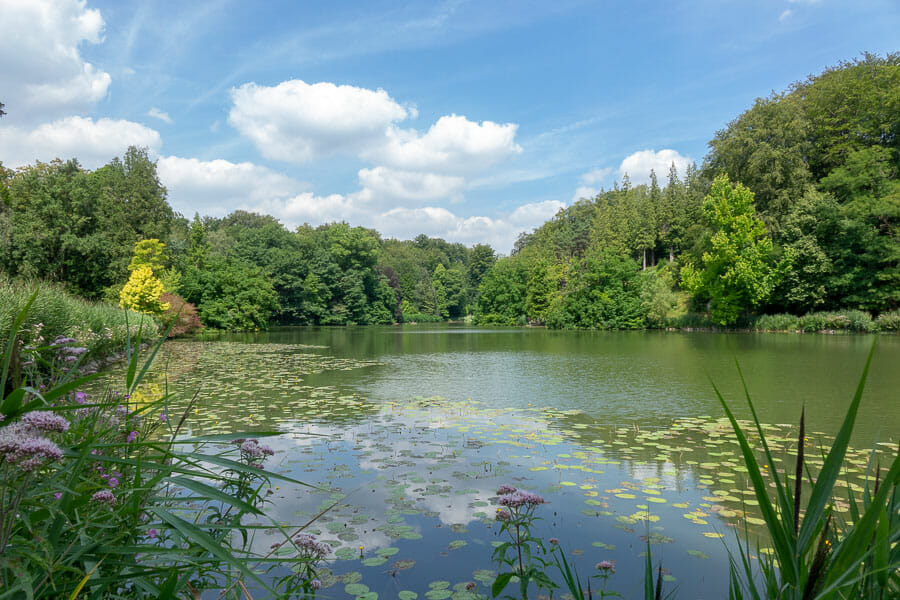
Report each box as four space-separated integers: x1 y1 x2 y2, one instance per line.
240 439 275 460
0 425 64 470
108 477 120 488
74 392 88 404
54 492 63 500
90 490 117 506
596 560 615 573
497 484 518 495
495 508 511 521
126 431 138 443
21 410 70 433
159 412 168 423
549 537 559 545
147 528 158 539
498 490 545 509
310 580 322 591
292 534 329 560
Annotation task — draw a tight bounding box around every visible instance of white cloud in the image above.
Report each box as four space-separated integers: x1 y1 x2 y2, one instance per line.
147 107 173 124
252 192 358 225
0 116 161 169
508 200 564 226
779 9 793 21
572 185 598 202
228 79 412 163
618 149 693 185
579 167 613 185
356 166 465 203
371 114 522 173
156 156 307 217
0 0 111 121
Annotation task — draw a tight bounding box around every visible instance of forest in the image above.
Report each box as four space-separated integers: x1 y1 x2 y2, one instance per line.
1 53 898 330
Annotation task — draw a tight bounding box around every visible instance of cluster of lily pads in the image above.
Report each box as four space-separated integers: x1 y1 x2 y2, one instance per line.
92 340 894 599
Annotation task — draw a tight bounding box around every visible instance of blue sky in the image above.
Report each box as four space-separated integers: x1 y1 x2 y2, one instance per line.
1 0 898 252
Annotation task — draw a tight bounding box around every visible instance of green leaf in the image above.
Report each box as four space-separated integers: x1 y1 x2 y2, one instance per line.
166 475 264 515
491 572 514 598
149 507 271 592
797 339 877 552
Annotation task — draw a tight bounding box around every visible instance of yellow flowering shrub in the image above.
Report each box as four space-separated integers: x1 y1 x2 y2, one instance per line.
119 266 170 316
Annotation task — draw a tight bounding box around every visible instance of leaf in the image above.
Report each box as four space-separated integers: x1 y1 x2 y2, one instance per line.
149 507 271 592
166 475 264 515
491 572 514 598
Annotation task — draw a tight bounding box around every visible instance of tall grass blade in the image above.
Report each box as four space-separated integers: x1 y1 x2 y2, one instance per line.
794 405 805 536
1 289 37 396
798 337 877 550
711 379 798 584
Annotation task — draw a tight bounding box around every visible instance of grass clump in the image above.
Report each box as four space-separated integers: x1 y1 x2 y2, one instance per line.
0 275 158 371
715 340 899 599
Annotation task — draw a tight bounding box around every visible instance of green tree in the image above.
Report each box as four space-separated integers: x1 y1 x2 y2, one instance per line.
681 175 790 325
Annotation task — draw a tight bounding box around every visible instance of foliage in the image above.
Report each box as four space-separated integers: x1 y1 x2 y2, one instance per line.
705 53 900 314
681 176 790 325
0 276 154 385
875 310 900 331
0 148 176 300
119 265 169 316
159 293 203 337
181 257 279 331
491 486 557 600
715 341 900 599
0 295 325 599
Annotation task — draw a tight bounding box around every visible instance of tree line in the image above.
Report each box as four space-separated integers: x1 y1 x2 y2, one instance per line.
1 53 897 329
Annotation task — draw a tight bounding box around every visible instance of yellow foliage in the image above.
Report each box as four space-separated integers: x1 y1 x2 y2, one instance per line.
120 266 169 315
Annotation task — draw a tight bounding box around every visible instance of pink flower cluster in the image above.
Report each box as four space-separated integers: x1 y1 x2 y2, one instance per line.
292 533 330 560
0 411 70 471
496 485 545 509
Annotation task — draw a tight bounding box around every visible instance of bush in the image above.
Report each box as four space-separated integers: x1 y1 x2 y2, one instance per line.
0 275 158 374
160 293 203 337
754 313 801 331
0 295 321 598
875 310 900 331
798 310 875 332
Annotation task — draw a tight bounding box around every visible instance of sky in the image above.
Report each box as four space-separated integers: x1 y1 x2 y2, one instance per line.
1 0 898 253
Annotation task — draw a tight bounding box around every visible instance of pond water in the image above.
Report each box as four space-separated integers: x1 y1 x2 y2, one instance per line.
103 326 900 599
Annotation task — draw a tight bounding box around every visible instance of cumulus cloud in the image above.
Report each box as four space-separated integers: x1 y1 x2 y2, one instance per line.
0 0 111 121
579 167 613 185
370 114 522 173
357 166 466 203
0 116 161 169
508 200 565 226
228 79 412 163
572 185 598 202
618 148 693 185
147 107 173 124
156 156 308 217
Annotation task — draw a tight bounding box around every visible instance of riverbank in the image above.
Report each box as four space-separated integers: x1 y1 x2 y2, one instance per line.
0 277 160 379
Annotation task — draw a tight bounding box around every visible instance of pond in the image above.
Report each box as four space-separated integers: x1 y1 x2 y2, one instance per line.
102 326 900 599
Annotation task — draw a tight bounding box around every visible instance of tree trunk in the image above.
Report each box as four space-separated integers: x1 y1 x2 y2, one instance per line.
669 247 675 263
642 248 647 270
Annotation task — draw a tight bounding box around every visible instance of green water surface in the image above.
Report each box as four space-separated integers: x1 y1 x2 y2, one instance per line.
100 326 899 600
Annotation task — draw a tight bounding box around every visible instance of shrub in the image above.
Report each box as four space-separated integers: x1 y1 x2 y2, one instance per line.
160 293 203 337
119 266 169 316
754 313 801 331
875 310 900 331
798 310 875 332
0 275 157 377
